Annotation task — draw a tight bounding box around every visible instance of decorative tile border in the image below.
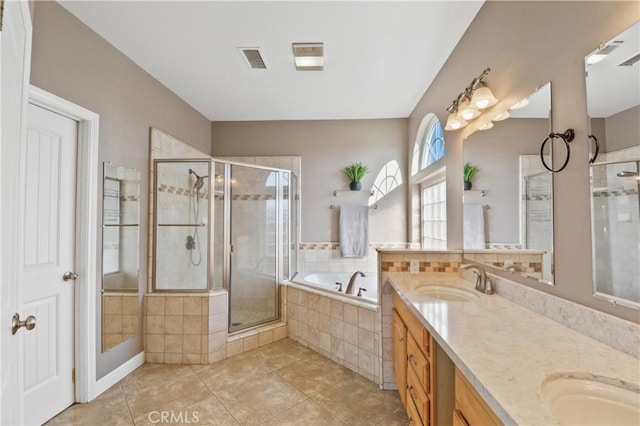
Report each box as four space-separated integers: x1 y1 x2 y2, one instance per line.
593 188 638 197
380 261 461 273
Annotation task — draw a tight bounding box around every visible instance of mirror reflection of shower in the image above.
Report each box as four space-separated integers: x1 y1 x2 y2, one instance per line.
188 168 208 266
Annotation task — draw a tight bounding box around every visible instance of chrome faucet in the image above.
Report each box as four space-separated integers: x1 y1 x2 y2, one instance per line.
459 264 494 295
346 271 365 295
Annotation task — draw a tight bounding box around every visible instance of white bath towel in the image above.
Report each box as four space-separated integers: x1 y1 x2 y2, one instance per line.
463 203 486 249
339 204 369 258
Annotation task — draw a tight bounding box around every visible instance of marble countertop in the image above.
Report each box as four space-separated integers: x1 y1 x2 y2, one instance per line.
387 275 640 425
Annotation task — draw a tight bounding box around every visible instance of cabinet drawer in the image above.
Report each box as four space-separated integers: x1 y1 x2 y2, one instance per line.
453 409 470 426
408 364 430 425
407 391 424 426
393 293 430 357
455 368 502 426
407 332 430 393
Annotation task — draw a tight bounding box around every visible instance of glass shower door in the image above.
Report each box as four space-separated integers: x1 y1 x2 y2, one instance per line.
228 164 279 332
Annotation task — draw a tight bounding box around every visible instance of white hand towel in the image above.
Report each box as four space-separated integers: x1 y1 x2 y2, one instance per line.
339 204 369 258
463 203 486 249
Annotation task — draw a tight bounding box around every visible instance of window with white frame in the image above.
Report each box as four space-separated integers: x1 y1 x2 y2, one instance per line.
421 177 447 249
369 160 403 206
411 113 447 248
412 113 445 176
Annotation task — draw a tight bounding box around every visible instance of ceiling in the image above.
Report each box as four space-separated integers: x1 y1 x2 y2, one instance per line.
59 1 484 121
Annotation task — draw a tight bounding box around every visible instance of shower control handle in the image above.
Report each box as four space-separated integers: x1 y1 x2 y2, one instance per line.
63 271 79 281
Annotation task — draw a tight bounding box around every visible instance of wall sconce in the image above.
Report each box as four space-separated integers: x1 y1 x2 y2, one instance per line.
444 68 498 131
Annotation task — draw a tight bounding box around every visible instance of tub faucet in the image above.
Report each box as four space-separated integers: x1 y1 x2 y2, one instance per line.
505 263 525 273
346 271 366 295
459 264 494 295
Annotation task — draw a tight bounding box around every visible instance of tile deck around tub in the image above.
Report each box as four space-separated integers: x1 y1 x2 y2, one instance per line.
47 338 407 426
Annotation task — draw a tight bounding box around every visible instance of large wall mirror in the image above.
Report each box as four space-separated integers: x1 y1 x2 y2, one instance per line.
102 162 140 351
463 83 554 284
586 21 639 310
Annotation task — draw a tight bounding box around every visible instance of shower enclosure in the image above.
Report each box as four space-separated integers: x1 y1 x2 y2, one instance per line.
153 159 296 333
522 170 553 282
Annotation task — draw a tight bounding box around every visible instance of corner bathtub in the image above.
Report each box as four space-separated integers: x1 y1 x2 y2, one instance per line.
289 271 378 307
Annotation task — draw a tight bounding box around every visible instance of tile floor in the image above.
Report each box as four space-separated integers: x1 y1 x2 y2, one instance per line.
48 339 408 425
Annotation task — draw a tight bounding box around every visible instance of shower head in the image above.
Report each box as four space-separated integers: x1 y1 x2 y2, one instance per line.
616 171 639 178
189 169 209 190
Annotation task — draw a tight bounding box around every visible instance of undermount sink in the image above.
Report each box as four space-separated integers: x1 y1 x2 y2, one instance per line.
414 285 479 302
541 374 640 425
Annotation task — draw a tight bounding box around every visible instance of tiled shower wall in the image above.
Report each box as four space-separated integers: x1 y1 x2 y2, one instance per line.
592 145 640 300
378 250 463 390
148 128 210 292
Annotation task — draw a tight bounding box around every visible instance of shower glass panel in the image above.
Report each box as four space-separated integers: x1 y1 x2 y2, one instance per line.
212 161 225 290
228 164 279 332
591 159 640 305
154 160 210 291
282 171 290 280
524 171 553 282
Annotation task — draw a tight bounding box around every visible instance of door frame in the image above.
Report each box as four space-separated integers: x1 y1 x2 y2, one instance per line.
28 86 100 404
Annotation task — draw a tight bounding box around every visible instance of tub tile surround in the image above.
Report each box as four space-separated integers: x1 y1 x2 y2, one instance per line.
386 273 640 425
285 284 382 384
298 242 420 274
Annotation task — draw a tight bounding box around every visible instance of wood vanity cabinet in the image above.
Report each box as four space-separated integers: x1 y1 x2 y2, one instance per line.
392 293 436 426
454 367 503 426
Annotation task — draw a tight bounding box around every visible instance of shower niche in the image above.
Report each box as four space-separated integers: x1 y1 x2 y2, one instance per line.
153 159 297 333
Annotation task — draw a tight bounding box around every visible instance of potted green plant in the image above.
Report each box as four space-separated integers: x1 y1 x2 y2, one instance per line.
463 162 480 190
344 162 369 190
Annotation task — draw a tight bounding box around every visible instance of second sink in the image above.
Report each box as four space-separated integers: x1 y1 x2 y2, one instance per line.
541 373 640 425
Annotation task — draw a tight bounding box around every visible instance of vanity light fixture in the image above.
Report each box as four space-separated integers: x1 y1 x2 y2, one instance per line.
493 111 510 121
444 68 499 131
292 42 324 71
510 97 529 110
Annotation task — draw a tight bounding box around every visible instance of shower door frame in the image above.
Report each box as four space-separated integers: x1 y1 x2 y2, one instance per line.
152 158 293 332
219 160 290 334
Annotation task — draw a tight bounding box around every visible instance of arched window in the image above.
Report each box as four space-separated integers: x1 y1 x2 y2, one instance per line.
369 160 403 206
411 113 446 176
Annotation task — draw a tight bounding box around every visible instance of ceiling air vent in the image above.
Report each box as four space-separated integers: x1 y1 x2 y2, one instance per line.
238 47 267 70
619 53 640 67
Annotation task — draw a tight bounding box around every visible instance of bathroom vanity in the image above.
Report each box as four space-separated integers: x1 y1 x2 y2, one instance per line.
387 274 639 425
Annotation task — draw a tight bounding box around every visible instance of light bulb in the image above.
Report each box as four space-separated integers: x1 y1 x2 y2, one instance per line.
445 112 468 131
457 99 481 121
479 122 494 130
493 111 510 121
471 86 498 110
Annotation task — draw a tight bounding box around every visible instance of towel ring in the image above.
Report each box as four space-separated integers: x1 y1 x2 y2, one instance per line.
588 134 600 164
540 129 574 173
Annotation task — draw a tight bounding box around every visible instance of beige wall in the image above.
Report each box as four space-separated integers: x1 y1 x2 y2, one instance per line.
463 118 549 244
408 1 639 323
604 104 640 152
211 119 408 242
30 2 212 378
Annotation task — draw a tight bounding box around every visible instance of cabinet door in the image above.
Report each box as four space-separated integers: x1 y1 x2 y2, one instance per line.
392 309 408 407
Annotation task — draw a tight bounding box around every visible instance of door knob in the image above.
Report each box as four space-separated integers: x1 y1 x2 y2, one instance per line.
63 271 79 281
12 313 36 335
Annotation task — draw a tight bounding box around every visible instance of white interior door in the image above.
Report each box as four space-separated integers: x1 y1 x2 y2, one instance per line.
1 1 32 424
21 104 78 425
